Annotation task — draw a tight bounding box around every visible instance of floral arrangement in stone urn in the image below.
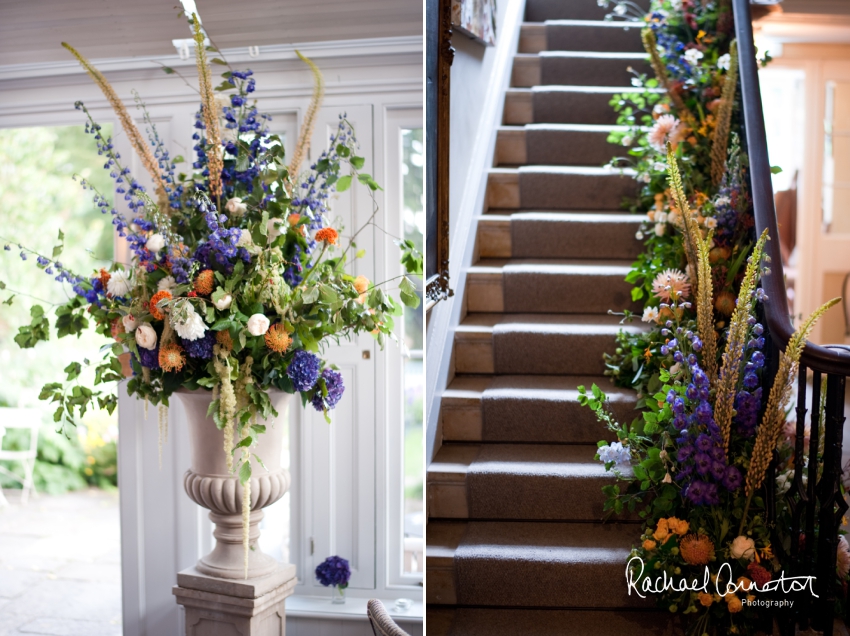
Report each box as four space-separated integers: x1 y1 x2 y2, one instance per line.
1 14 421 580
315 555 351 604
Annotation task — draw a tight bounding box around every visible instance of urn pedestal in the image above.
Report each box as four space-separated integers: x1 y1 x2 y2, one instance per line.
172 390 296 636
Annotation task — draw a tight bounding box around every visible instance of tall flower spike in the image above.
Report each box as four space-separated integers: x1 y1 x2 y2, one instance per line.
641 29 691 118
288 51 325 184
714 229 769 452
666 145 700 294
62 42 170 213
745 296 841 498
711 40 739 186
192 14 223 201
694 229 718 384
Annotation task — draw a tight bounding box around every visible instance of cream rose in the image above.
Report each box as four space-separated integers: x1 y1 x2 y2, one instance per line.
247 313 270 336
730 536 756 561
225 197 248 216
213 293 233 311
145 233 166 254
122 314 138 332
135 323 158 350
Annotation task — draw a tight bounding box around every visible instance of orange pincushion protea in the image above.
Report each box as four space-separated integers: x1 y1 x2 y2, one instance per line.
215 330 233 351
680 533 715 566
315 228 338 245
714 290 736 316
194 269 214 295
159 343 186 372
264 323 292 353
99 268 111 288
149 290 172 320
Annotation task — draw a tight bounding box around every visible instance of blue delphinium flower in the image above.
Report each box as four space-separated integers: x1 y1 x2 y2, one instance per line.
311 368 345 412
287 350 320 392
315 555 351 588
137 347 160 370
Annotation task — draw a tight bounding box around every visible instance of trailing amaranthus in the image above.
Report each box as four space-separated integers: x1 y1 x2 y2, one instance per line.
715 229 769 452
642 29 691 118
62 42 171 212
745 296 841 500
711 40 739 186
192 14 223 201
241 458 252 579
288 51 325 183
213 345 237 472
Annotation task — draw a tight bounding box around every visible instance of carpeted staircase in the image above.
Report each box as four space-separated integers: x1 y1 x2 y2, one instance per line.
426 1 684 633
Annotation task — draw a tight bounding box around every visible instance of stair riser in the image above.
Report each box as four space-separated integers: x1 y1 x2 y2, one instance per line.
512 216 643 259
455 558 646 608
442 398 635 444
547 24 644 53
533 90 623 125
540 56 651 87
518 24 546 54
467 270 635 314
520 171 637 210
504 90 533 125
525 0 650 21
494 330 624 376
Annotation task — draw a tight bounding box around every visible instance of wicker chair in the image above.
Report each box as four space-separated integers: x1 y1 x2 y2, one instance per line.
366 599 410 636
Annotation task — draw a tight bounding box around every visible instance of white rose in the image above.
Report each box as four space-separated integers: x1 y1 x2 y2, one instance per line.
654 223 666 237
237 229 253 247
122 315 138 332
107 270 133 297
145 233 166 254
225 197 248 216
135 323 157 350
621 135 633 147
717 53 731 71
246 313 270 336
173 307 207 341
158 275 177 292
730 536 756 561
213 294 233 311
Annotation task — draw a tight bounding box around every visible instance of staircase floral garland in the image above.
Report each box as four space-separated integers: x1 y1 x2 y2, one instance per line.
582 1 845 633
0 14 422 577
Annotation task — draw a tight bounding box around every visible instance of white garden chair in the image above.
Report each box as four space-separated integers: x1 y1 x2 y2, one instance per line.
0 408 41 506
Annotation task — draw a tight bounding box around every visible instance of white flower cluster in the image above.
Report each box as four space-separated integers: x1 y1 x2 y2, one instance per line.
598 441 630 467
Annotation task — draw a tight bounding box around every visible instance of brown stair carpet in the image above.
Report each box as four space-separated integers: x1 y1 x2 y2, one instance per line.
480 375 637 443
453 521 647 608
428 0 661 632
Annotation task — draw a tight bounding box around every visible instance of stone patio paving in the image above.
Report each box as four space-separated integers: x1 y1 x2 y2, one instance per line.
0 488 122 636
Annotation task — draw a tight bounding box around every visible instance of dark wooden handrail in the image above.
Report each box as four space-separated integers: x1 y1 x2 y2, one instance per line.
733 0 850 374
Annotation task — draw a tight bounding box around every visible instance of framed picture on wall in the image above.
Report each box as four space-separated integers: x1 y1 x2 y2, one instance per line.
451 0 496 46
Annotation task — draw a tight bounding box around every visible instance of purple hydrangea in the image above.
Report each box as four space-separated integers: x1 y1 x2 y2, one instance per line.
180 331 216 360
287 350 320 392
137 347 160 370
311 368 345 412
315 555 350 588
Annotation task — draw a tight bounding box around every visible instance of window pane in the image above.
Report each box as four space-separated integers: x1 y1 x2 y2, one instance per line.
401 128 423 574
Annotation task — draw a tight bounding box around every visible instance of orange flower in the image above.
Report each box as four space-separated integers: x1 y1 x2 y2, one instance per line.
149 290 172 320
642 539 657 551
714 291 736 317
159 343 186 372
110 317 124 342
194 269 214 296
653 518 670 543
288 213 301 226
680 534 715 566
354 275 370 294
666 517 689 536
99 268 111 288
698 592 714 607
726 595 743 613
264 323 292 353
315 228 339 245
215 330 233 352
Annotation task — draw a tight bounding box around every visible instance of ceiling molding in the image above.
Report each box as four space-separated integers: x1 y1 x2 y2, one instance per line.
0 35 422 83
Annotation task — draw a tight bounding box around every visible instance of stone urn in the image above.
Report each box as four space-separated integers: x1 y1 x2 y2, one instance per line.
175 389 291 580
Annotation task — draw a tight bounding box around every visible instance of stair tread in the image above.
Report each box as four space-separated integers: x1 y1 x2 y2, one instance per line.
458 312 635 331
484 207 635 215
445 374 632 400
500 122 631 132
491 165 636 175
524 85 662 94
536 51 648 60
428 519 637 559
471 257 634 271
